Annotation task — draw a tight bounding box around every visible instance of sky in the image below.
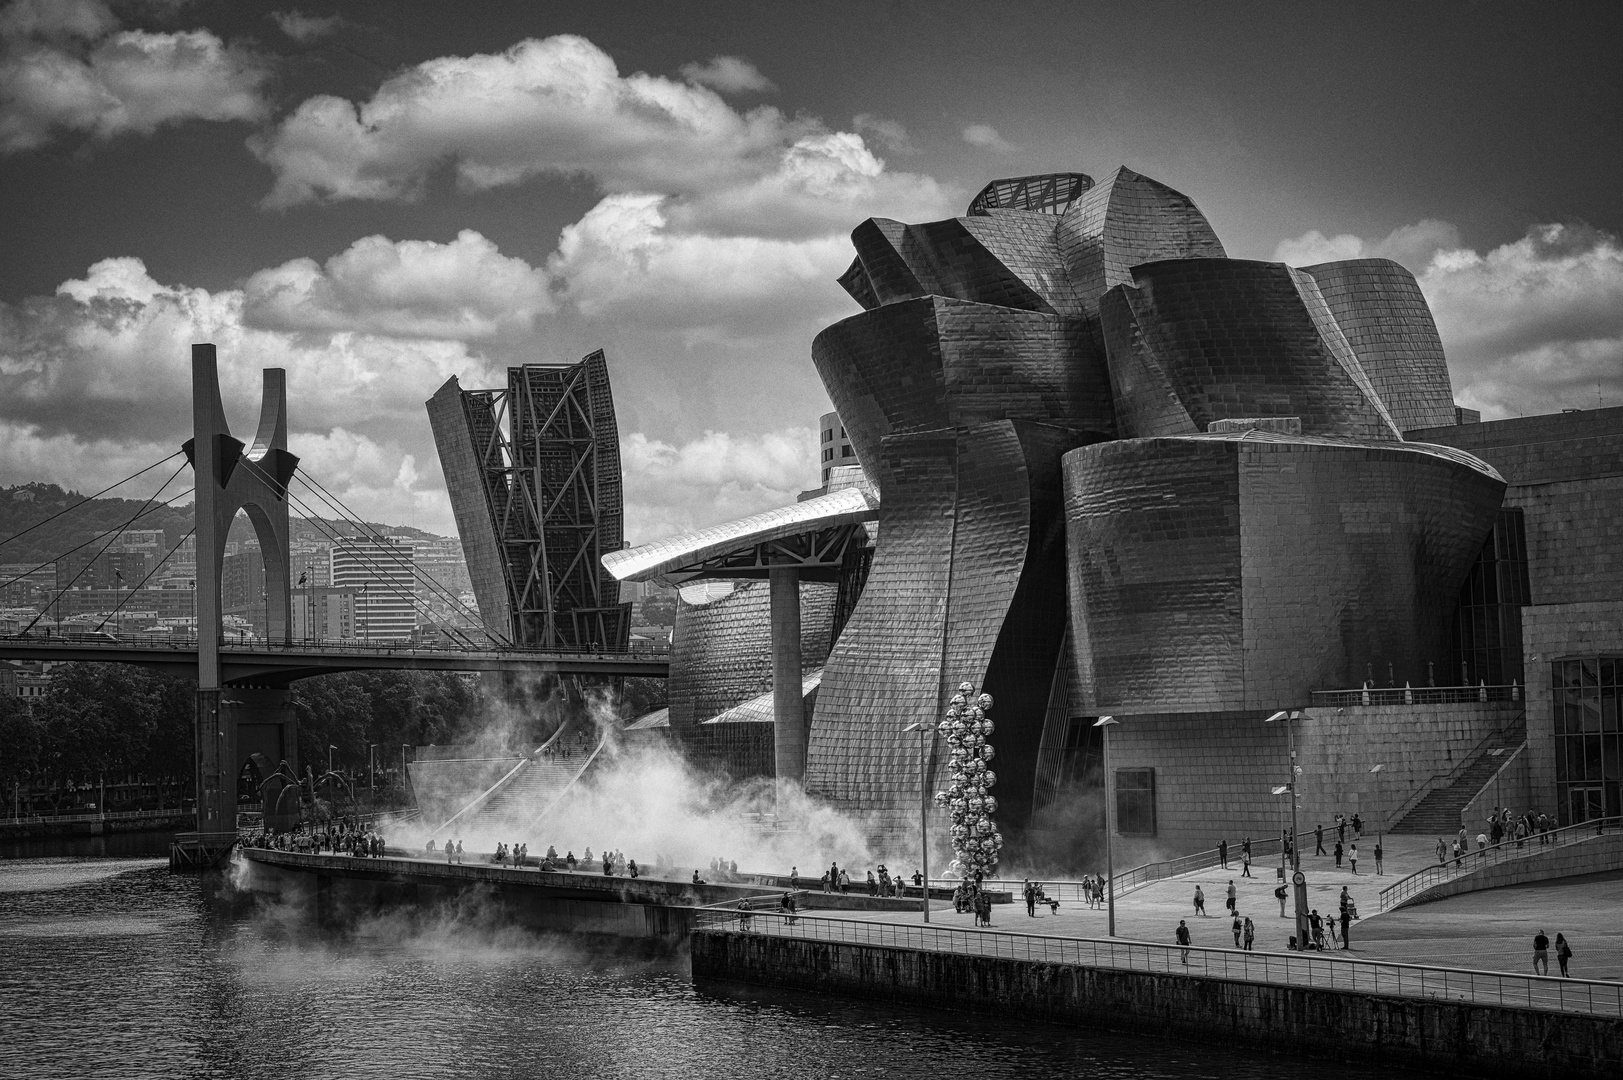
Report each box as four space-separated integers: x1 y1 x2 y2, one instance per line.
0 0 1620 543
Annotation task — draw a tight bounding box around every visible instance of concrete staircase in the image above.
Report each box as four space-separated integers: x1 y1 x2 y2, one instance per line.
473 746 595 824
1392 718 1526 836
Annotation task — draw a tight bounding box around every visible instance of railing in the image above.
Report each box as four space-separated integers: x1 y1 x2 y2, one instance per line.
1386 715 1526 831
2 807 190 826
1380 815 1623 910
693 910 1623 1017
1310 684 1520 708
0 633 672 658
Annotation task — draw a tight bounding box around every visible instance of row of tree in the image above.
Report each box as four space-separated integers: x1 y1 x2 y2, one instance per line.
0 663 491 794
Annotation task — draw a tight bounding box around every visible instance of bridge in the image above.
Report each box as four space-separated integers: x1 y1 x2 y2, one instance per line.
0 343 665 850
0 637 669 684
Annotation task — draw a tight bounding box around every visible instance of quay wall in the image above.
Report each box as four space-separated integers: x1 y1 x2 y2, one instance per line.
690 931 1623 1079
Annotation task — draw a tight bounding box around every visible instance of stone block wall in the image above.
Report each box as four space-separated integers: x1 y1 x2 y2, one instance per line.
1521 601 1623 818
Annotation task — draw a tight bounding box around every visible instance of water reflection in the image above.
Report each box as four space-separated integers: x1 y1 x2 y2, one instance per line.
0 857 1435 1080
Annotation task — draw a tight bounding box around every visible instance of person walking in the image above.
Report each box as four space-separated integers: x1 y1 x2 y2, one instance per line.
1243 916 1255 952
1556 933 1573 977
1436 837 1448 865
1231 914 1243 947
1374 839 1384 875
1225 879 1237 916
1533 931 1550 975
1194 884 1206 916
1241 850 1252 878
1348 842 1358 875
1176 920 1191 965
1315 824 1326 856
1218 838 1228 870
1334 840 1344 869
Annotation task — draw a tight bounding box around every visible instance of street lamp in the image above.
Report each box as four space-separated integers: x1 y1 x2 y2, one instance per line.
1266 709 1310 950
1370 762 1386 845
1094 715 1118 937
903 721 931 923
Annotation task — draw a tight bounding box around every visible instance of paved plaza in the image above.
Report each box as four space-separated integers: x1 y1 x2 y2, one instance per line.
807 835 1623 982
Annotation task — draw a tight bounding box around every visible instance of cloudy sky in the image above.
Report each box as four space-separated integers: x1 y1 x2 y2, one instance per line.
1 0 1620 542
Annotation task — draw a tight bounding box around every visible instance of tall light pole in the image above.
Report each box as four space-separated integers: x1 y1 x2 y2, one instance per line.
903 721 931 922
1094 715 1118 937
1266 709 1310 950
1370 762 1386 846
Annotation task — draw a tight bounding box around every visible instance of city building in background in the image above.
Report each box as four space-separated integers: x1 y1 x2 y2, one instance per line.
291 585 359 641
330 536 417 642
427 350 630 649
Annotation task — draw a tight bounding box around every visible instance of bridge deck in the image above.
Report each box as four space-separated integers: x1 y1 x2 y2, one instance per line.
0 638 668 681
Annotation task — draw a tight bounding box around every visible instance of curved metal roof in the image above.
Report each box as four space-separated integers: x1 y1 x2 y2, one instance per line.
602 487 879 585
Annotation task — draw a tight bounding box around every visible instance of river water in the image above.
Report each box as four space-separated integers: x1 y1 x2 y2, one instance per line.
0 856 1437 1079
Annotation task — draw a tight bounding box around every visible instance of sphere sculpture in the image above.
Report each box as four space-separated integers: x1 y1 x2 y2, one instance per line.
933 682 1001 878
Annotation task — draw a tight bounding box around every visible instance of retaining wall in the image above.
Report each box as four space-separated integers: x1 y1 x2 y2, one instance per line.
690 931 1623 1078
1405 832 1623 908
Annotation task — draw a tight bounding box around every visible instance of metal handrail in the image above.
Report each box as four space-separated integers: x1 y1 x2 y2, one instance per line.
1380 815 1623 910
693 910 1623 1017
0 633 671 658
1385 714 1527 830
1310 684 1521 707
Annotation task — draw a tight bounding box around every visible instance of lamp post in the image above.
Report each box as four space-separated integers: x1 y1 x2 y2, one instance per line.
903 721 931 922
1370 762 1386 843
1094 715 1118 937
328 744 336 775
369 743 379 793
1266 709 1310 950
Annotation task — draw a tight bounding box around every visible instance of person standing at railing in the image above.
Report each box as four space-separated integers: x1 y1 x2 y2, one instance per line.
1218 838 1228 870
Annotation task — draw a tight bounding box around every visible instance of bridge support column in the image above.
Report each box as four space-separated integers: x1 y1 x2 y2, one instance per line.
770 566 805 788
228 687 298 798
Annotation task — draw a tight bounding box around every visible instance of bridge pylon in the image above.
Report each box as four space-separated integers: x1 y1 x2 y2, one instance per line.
184 344 300 834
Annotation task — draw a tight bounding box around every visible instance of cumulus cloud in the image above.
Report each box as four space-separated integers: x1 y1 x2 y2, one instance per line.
270 10 342 43
243 230 554 340
1422 224 1623 419
1272 218 1463 274
0 0 270 152
619 428 818 543
961 122 1015 153
247 33 949 234
678 54 774 94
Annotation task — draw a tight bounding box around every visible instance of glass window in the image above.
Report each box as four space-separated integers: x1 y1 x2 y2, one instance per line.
1604 738 1621 783
1586 735 1604 779
1568 737 1587 783
1116 768 1156 836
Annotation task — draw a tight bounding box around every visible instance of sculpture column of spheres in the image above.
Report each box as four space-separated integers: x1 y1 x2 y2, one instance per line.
933 681 1000 879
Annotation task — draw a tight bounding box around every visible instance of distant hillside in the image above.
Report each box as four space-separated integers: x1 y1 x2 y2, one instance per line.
0 482 445 567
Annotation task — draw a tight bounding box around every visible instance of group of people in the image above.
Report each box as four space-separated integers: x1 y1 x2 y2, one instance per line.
951 881 997 926
1440 807 1553 868
1021 879 1060 917
424 837 464 862
247 820 384 857
1192 880 1257 950
1533 930 1577 977
1311 817 1378 874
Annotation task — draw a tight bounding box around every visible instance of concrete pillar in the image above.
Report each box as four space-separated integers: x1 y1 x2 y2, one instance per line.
770 566 805 785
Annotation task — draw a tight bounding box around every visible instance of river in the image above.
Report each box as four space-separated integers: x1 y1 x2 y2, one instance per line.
0 855 1438 1079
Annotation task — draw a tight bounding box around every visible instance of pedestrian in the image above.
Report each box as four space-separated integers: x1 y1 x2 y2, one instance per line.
629 858 639 879
1334 840 1343 868
1556 933 1573 977
1436 837 1447 864
455 840 463 864
1243 916 1255 952
1351 813 1363 837
1241 850 1252 878
1309 909 1325 950
1231 915 1242 947
1025 879 1037 917
1452 838 1462 867
1533 930 1550 975
1476 831 1487 856
1194 884 1206 916
1218 838 1228 870
839 868 850 893
1242 836 1252 860
1338 886 1352 949
1176 920 1191 964
1315 824 1326 856
1225 879 1237 916
829 861 839 891
790 866 799 890
1336 814 1346 845
1274 881 1288 917
821 870 831 893
1374 839 1383 875
1348 842 1358 875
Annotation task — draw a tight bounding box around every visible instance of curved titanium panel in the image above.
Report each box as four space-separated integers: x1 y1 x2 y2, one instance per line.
1055 166 1227 315
1100 258 1402 441
667 580 835 733
1063 433 1505 712
807 421 1084 826
1300 258 1458 432
811 296 1113 486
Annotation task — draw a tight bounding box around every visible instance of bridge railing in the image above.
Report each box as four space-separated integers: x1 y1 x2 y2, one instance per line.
0 633 672 658
1380 815 1623 910
692 910 1623 1017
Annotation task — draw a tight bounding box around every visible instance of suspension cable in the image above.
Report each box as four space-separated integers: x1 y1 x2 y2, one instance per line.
0 451 184 554
93 526 197 634
0 484 194 598
20 461 190 635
